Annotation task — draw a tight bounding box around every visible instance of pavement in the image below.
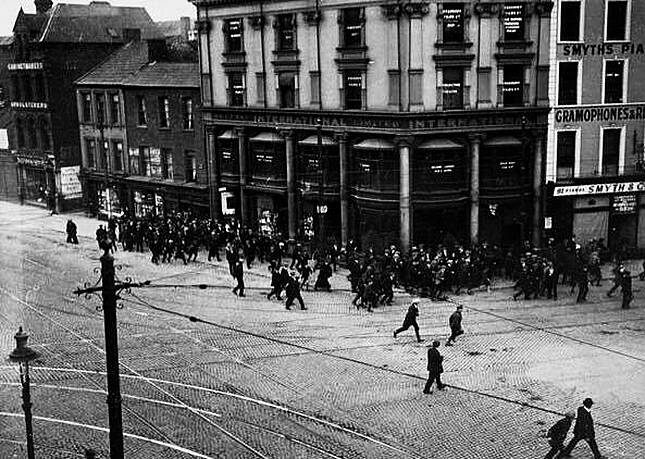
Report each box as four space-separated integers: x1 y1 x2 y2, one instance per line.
0 200 644 459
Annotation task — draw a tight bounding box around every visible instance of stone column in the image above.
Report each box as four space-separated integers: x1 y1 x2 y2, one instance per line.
336 132 349 248
207 129 221 220
284 130 297 241
532 133 544 247
235 128 247 225
469 134 483 245
397 137 413 253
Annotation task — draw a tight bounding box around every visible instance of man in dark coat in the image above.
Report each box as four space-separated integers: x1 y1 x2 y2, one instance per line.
232 259 245 297
393 299 423 342
558 398 606 459
544 411 574 459
423 340 445 394
575 267 590 303
621 270 633 309
66 219 78 244
445 305 464 346
285 273 307 310
314 260 333 292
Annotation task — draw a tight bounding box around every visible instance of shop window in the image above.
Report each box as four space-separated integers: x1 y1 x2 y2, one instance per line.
502 4 526 41
442 3 465 43
559 0 581 41
277 73 298 108
129 148 140 175
141 146 162 177
110 94 121 125
441 68 464 110
340 8 364 48
606 0 628 41
483 147 524 187
502 65 524 107
275 14 296 51
182 97 194 130
227 73 246 107
420 150 465 188
161 148 173 180
602 128 621 176
558 61 578 105
95 93 106 126
220 145 237 174
184 151 197 182
158 96 170 128
251 144 277 176
358 160 376 188
604 60 625 103
112 141 123 172
556 131 576 180
136 96 147 126
342 71 363 110
81 92 92 123
224 18 243 53
86 138 96 169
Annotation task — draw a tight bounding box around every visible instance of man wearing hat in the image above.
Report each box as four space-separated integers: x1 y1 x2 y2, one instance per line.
558 398 606 459
393 299 423 342
232 258 245 297
423 340 445 394
544 411 574 459
445 305 464 346
621 269 633 309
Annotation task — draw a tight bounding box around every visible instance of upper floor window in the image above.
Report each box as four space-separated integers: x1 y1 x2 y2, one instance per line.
158 96 170 128
161 148 174 180
601 128 621 176
137 96 147 126
559 0 581 42
227 73 246 107
277 73 298 108
95 93 106 126
558 61 579 105
605 0 629 41
342 70 364 110
341 8 364 48
556 131 576 180
81 93 92 123
441 68 464 110
275 14 296 51
502 65 524 107
604 60 625 103
110 94 121 125
184 151 197 182
112 140 123 172
182 97 194 130
502 4 526 41
40 119 50 150
86 138 96 169
224 18 243 53
442 3 465 43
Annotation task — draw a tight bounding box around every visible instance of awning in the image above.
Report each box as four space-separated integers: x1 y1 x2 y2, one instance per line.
298 135 337 146
218 130 236 140
484 136 523 147
417 138 463 150
250 132 285 143
353 138 395 150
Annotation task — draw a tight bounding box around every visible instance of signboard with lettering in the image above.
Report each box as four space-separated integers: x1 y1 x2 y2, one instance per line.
60 166 82 199
612 195 637 213
562 42 645 57
8 62 43 71
554 181 645 197
503 4 524 40
555 105 645 124
11 101 48 110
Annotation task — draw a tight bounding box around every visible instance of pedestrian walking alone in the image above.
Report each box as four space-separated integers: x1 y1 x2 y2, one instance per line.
544 412 574 459
393 299 423 342
445 304 464 346
621 270 633 309
575 267 589 303
232 259 245 297
423 340 445 394
66 219 78 244
558 398 606 459
285 273 307 310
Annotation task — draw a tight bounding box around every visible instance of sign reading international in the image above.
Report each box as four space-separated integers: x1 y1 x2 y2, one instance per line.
554 181 645 197
612 195 637 214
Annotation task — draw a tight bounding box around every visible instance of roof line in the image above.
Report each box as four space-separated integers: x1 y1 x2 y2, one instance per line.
39 4 58 43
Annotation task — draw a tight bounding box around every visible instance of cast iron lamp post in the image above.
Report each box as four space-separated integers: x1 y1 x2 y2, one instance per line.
8 326 40 459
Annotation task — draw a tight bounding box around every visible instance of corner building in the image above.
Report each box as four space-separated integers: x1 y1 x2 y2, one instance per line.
194 0 553 251
546 0 645 250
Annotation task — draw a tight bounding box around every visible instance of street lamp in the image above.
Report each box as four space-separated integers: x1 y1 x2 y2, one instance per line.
316 118 326 251
8 327 40 459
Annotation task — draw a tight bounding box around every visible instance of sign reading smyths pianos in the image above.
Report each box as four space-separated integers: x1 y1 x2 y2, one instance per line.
555 104 645 124
554 181 645 197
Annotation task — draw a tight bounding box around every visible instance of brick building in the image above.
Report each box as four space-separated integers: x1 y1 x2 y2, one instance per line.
546 0 645 250
5 0 160 211
76 39 204 218
193 0 554 251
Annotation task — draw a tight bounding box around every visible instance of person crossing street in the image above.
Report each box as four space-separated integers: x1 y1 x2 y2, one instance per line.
446 305 464 346
232 258 245 297
423 340 445 394
393 299 423 342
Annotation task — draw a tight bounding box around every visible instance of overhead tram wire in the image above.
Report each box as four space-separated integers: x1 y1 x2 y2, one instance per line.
123 290 645 440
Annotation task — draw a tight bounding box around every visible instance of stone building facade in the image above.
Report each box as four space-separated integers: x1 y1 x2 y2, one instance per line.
193 0 553 250
546 0 645 250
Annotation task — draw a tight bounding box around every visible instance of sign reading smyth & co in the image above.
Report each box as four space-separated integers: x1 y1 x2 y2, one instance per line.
554 181 645 197
555 105 645 124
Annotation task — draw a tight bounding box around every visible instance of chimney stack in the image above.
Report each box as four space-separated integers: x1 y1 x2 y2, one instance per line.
35 0 53 14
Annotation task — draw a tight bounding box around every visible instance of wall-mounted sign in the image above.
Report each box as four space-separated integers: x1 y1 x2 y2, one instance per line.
0 129 8 149
60 166 82 199
11 101 48 110
555 104 645 124
8 62 43 71
563 43 645 57
503 4 524 40
544 216 553 229
612 195 637 214
554 181 645 197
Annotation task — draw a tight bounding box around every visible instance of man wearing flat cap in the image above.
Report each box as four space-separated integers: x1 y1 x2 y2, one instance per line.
558 398 606 459
544 411 574 459
393 299 423 343
423 340 445 394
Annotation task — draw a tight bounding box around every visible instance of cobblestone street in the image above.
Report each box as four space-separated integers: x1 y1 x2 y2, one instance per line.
0 201 644 458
